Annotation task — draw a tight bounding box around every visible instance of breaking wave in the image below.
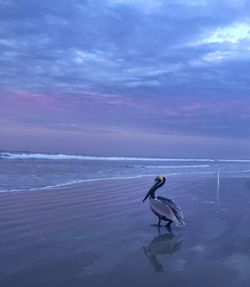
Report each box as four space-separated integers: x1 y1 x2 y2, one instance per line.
0 151 222 162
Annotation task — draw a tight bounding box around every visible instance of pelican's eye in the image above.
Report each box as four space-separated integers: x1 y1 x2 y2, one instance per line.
158 175 165 181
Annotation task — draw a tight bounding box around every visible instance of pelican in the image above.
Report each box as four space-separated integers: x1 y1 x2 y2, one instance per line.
143 175 185 230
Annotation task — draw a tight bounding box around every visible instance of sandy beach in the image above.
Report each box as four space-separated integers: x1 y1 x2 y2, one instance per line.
1 175 250 287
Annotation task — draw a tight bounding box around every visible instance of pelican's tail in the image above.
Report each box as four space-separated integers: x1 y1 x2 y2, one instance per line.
177 220 186 227
175 219 186 227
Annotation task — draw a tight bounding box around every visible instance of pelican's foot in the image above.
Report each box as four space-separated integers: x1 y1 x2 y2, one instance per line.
166 226 173 233
165 222 173 233
150 224 165 227
142 246 148 255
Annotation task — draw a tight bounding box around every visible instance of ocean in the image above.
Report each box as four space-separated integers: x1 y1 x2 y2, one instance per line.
2 151 250 287
1 151 250 192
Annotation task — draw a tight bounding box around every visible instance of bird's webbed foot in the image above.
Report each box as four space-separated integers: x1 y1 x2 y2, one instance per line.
150 217 165 228
165 222 173 233
150 224 165 227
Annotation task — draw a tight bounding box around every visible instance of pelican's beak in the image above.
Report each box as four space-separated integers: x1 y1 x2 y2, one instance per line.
143 180 159 202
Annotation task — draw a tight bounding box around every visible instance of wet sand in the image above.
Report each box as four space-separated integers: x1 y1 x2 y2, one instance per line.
1 175 250 287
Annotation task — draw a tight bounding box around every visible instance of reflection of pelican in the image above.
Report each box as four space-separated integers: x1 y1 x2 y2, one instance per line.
143 175 185 230
143 230 183 273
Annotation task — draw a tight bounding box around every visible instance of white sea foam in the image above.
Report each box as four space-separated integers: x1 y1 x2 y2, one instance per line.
1 168 250 193
218 159 250 163
145 165 211 169
0 171 224 193
2 151 250 193
2 151 250 162
0 174 159 193
0 151 216 162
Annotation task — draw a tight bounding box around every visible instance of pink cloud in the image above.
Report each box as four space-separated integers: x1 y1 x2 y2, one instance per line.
13 90 58 106
181 102 203 112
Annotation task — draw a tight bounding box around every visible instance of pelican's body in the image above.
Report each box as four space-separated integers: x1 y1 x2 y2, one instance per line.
143 175 185 229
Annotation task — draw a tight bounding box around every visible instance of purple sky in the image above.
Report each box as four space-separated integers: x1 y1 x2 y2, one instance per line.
1 0 250 157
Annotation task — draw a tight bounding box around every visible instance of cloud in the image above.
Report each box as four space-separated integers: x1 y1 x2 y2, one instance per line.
188 21 250 65
1 0 250 152
202 51 231 62
106 0 163 13
194 21 250 45
125 80 161 87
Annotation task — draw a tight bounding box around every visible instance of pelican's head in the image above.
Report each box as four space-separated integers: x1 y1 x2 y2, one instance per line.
143 175 166 202
155 175 166 182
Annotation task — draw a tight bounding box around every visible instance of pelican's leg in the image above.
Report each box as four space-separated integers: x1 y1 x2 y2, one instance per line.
157 217 161 227
165 221 173 233
151 217 164 227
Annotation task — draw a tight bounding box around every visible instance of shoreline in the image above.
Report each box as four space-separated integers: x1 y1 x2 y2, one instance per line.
1 175 250 286
1 170 250 194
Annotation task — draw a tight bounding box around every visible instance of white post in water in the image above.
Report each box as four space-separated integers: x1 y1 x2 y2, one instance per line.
216 168 220 204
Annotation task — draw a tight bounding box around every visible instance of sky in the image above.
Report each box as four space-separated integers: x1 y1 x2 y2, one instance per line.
1 0 250 158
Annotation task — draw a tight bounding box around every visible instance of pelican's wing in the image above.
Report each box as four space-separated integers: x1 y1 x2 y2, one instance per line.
150 199 178 224
157 196 185 226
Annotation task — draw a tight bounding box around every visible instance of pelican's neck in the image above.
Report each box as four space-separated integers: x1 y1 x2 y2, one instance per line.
149 194 155 200
150 179 165 199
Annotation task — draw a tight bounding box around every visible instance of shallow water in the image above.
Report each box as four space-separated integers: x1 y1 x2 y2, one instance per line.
1 151 250 192
1 175 250 286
